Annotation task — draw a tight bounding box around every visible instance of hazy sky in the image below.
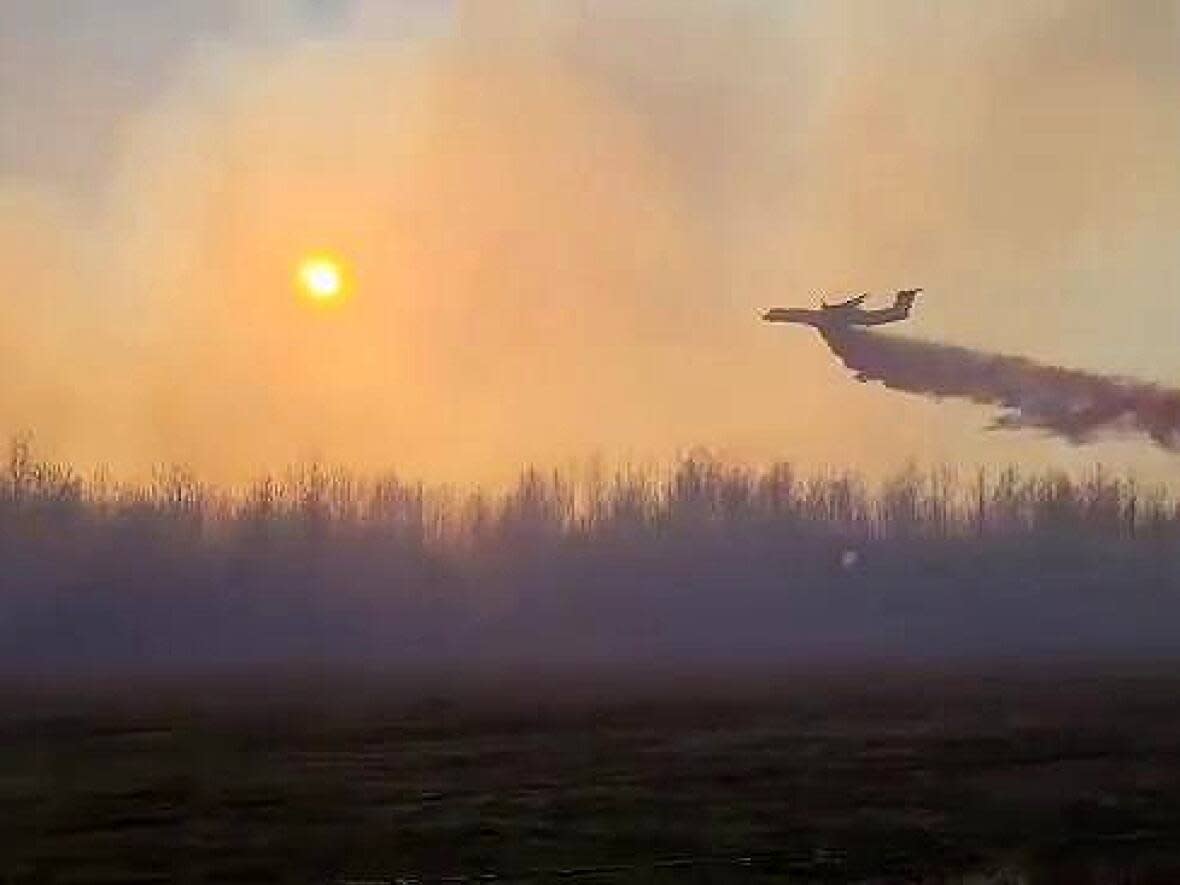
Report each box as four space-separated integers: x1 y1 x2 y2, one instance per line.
3 1 1179 485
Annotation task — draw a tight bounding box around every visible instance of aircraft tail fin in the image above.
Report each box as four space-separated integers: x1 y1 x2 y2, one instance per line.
894 288 923 311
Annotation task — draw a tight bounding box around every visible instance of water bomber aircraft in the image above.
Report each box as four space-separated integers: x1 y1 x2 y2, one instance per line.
762 289 922 328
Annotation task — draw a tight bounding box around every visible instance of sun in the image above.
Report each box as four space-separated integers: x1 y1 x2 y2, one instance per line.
296 255 347 304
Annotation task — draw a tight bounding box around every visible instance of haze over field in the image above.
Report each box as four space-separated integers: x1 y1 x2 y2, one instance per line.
3 1 1180 484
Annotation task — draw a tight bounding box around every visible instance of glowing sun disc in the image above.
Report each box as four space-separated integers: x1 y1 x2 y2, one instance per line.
297 255 345 302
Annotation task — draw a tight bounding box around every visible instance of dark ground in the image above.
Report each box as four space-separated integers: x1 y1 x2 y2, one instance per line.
4 665 1180 884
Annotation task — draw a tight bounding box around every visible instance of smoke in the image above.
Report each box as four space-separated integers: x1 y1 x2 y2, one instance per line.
822 327 1180 449
2 2 1180 482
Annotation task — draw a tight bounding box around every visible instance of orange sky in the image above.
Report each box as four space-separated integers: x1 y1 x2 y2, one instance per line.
2 1 1179 487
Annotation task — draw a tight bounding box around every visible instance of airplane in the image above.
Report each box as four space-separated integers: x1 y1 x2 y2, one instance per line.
762 288 923 328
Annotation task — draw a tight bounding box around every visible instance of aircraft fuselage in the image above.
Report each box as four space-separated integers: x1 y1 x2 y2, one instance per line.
762 290 920 329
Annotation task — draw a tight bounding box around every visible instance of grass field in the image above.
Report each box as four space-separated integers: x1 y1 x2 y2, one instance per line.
6 444 1180 880
5 669 1180 883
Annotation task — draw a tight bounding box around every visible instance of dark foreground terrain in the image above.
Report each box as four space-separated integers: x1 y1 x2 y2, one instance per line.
4 667 1180 884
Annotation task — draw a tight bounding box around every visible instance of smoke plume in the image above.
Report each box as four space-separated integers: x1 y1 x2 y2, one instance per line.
822 327 1180 449
3 2 1180 482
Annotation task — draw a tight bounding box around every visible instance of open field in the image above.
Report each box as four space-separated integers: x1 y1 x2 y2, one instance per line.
6 446 1180 881
5 669 1180 883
